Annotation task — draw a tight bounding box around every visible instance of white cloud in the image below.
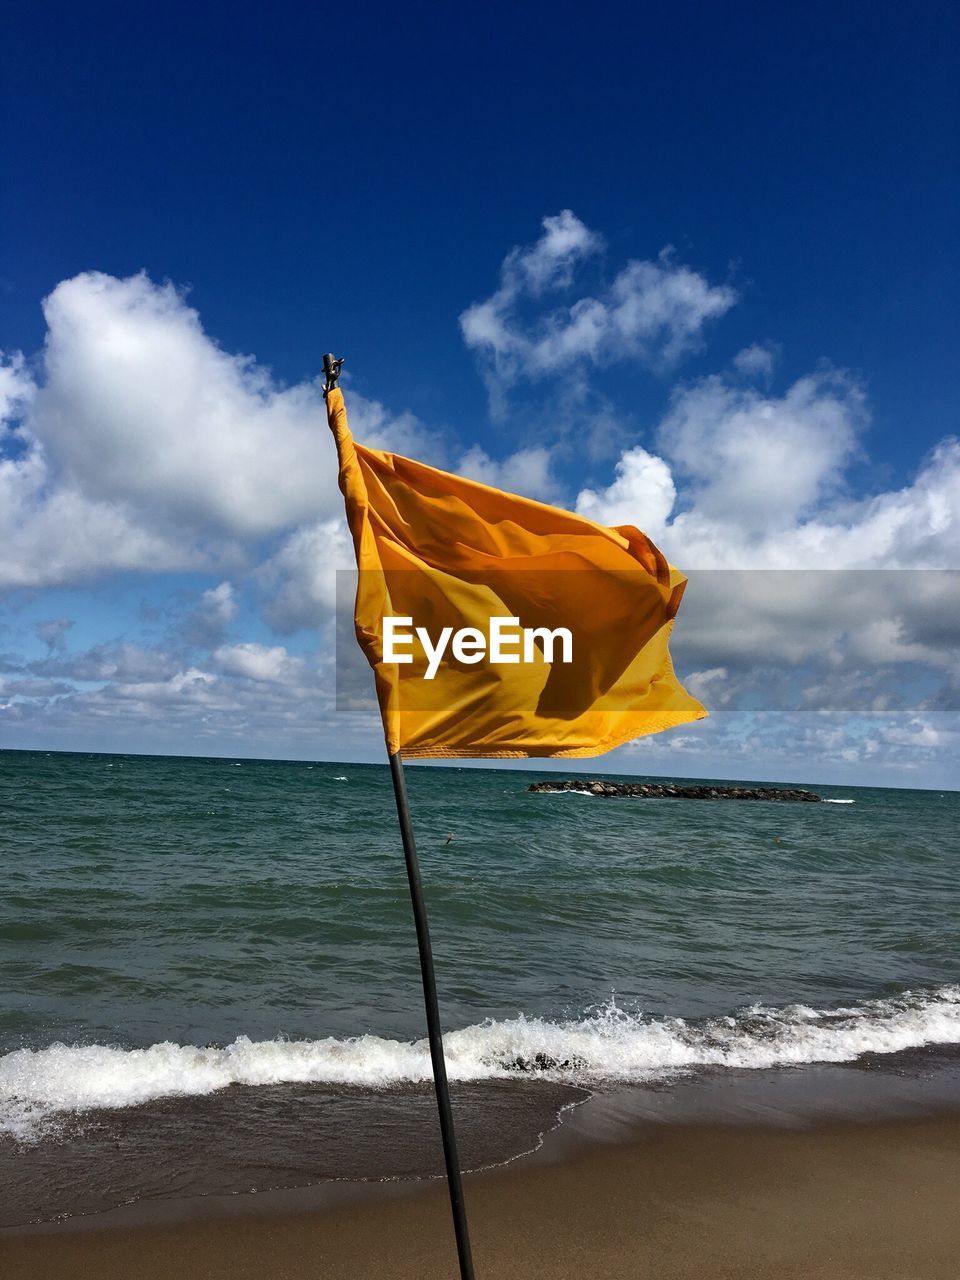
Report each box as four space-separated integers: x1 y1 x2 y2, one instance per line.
1 229 958 783
0 477 193 589
504 207 602 294
733 343 777 379
0 351 34 419
571 366 960 720
213 642 304 684
659 370 865 538
32 642 181 683
460 211 736 410
457 444 561 502
201 580 237 621
618 708 958 783
672 571 960 674
669 434 960 571
574 369 960 571
1 272 424 589
182 581 238 646
682 666 734 708
575 445 676 534
880 719 956 748
258 518 356 633
3 347 189 588
32 272 334 537
113 666 218 703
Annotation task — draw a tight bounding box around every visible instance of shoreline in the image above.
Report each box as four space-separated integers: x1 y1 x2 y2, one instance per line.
2 1111 959 1279
3 1044 960 1235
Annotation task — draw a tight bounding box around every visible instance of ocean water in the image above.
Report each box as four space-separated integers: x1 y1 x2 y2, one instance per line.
1 749 958 1225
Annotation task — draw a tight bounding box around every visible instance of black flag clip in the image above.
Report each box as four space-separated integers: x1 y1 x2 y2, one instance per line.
322 353 345 395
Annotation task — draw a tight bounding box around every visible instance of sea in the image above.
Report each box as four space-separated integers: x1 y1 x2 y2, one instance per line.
1 749 958 1227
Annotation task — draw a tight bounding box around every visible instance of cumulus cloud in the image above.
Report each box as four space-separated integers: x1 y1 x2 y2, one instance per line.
660 370 866 539
733 343 777 379
620 707 958 783
1 272 425 589
182 581 238 646
0 635 364 761
0 351 34 420
457 444 561 502
106 666 219 704
31 642 181 683
2 230 958 782
880 719 956 749
574 369 960 570
575 445 676 532
35 273 328 536
258 518 356 633
0 469 193 588
2 346 185 587
673 571 959 671
460 211 736 412
213 642 304 684
571 364 960 735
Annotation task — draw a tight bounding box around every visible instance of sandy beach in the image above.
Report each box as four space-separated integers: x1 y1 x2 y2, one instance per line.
3 1114 958 1280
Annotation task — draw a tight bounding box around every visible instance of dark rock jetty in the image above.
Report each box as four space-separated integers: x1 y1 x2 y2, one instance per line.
528 779 821 802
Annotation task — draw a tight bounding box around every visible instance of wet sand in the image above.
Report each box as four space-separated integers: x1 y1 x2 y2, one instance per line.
2 1114 958 1279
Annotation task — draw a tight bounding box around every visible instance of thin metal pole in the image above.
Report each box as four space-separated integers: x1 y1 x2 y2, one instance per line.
388 751 476 1280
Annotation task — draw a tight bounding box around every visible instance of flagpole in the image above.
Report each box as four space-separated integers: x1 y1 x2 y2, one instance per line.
388 751 476 1280
322 352 475 1279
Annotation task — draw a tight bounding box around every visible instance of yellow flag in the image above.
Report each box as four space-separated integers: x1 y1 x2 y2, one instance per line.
327 387 706 758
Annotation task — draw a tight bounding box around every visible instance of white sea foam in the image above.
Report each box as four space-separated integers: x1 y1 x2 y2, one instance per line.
823 798 855 804
2 987 958 1141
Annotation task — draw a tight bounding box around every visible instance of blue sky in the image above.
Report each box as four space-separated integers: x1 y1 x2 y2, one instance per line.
1 2 958 786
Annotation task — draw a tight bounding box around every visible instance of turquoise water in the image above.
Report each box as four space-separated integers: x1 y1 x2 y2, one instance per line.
1 749 958 1223
2 750 958 1052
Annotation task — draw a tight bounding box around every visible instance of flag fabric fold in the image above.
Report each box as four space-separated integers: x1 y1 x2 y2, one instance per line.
327 386 707 758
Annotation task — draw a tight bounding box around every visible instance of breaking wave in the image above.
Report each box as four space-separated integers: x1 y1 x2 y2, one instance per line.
3 986 958 1141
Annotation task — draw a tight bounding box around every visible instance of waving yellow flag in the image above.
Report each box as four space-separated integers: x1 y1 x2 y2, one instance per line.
328 387 706 758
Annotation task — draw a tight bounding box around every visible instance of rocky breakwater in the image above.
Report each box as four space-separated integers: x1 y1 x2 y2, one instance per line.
528 780 822 802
